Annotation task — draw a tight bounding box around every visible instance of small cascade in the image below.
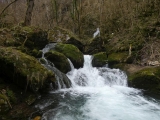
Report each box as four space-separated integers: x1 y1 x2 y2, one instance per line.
67 55 127 87
67 58 74 71
40 43 72 89
34 55 160 120
93 28 100 38
41 43 57 58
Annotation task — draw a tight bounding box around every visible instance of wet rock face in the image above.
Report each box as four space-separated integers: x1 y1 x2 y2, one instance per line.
54 43 84 69
92 52 108 67
44 51 71 73
0 47 55 92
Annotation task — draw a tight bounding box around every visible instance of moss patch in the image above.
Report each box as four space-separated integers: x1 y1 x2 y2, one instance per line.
45 51 71 73
92 52 107 67
0 47 55 92
128 67 160 94
107 52 128 67
54 43 84 69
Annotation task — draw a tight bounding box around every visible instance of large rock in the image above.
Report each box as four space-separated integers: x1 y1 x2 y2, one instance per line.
54 43 84 69
92 52 108 67
0 47 55 92
12 26 48 49
44 50 71 73
107 52 129 67
0 26 48 58
112 63 160 94
65 37 84 52
128 67 160 94
48 27 84 52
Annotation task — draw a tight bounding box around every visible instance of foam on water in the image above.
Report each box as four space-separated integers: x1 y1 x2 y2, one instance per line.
37 55 160 120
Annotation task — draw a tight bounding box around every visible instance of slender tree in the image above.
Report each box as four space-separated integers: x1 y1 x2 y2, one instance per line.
24 0 34 26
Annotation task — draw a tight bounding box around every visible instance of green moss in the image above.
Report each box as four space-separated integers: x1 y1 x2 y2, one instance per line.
0 47 55 92
92 52 107 67
128 67 160 94
128 67 158 81
45 51 71 73
54 43 84 68
11 26 48 50
107 52 128 67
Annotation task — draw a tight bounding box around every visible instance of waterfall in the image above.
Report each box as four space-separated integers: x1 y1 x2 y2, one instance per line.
67 55 127 87
40 43 72 89
67 58 74 71
34 55 160 120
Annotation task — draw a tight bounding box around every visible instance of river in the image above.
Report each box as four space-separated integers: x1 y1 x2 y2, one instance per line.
35 55 160 120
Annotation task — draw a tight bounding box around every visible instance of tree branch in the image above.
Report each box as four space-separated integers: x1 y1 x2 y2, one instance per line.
0 0 18 19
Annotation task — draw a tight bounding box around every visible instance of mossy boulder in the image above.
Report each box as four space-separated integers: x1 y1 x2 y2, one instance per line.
65 37 84 52
48 27 84 52
44 51 71 73
0 47 55 92
0 26 48 58
54 43 84 69
107 52 129 67
0 26 48 50
92 52 108 67
12 26 48 50
128 67 160 94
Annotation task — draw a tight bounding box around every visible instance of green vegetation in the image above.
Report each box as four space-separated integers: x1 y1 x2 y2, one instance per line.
0 47 55 92
0 0 160 119
128 67 160 94
54 43 84 68
92 52 107 67
45 50 71 73
107 52 128 67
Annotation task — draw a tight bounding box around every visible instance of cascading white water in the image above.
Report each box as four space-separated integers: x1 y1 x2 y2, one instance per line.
40 43 71 89
36 55 160 120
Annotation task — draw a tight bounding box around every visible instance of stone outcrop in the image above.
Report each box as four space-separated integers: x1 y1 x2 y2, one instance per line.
0 47 55 92
54 43 84 69
92 52 108 67
44 50 71 73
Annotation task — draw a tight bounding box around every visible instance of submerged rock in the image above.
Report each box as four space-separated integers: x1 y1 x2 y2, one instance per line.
0 47 55 92
92 52 108 67
54 43 84 69
44 51 71 73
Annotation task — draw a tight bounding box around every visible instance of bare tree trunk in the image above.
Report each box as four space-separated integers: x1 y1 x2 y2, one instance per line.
51 0 58 25
24 0 34 26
